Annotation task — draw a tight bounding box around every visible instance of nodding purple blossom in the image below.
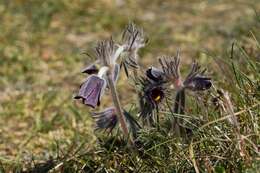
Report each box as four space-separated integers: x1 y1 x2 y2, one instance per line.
92 107 141 136
75 38 125 108
74 67 108 108
92 107 118 133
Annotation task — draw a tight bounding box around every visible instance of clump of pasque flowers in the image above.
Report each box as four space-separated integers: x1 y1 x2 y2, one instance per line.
144 53 212 137
74 23 212 144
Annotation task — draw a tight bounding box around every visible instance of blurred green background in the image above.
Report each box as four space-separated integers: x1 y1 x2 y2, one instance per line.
0 0 259 169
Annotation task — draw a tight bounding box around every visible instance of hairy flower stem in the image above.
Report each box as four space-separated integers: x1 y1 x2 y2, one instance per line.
173 89 186 138
106 70 132 144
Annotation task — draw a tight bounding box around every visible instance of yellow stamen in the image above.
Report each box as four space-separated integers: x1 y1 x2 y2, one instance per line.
154 95 161 102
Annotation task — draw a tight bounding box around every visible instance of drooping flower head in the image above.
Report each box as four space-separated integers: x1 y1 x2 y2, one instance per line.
74 66 108 108
92 107 118 133
93 107 141 137
75 38 126 108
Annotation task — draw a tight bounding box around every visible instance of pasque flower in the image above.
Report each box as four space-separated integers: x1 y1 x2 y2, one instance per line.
183 61 212 91
157 53 212 92
74 23 215 143
146 67 165 82
138 77 165 125
74 66 108 108
92 107 118 132
92 107 141 137
75 38 124 109
156 53 212 137
93 38 132 140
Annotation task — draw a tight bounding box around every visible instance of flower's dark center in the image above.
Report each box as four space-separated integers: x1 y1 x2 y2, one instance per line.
150 88 164 103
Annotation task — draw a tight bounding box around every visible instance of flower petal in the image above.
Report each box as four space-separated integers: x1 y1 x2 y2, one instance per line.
81 64 99 74
92 107 118 131
185 76 212 91
146 67 164 81
74 75 105 108
150 87 164 103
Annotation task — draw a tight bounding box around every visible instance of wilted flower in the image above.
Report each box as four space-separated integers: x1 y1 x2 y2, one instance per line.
74 66 108 108
92 107 118 132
